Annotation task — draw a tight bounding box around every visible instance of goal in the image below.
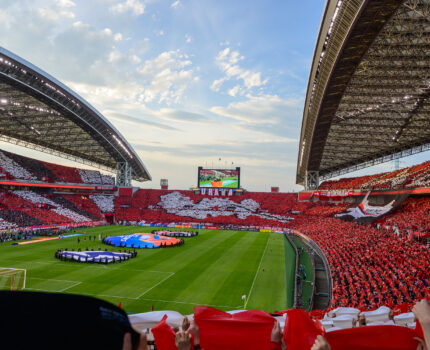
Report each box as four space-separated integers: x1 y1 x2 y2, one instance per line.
0 268 26 291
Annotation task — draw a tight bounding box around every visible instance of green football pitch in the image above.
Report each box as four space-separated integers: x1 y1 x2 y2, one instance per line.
0 226 294 315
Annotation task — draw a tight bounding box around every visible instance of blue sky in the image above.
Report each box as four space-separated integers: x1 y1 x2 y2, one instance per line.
0 0 326 191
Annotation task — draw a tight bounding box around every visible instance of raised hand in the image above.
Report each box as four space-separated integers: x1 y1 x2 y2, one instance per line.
311 335 331 350
175 331 192 350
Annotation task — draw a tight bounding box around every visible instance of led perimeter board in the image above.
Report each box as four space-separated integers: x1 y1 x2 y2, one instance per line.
198 167 240 188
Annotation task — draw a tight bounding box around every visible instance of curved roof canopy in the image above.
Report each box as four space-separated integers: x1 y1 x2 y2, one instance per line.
0 47 151 182
297 0 430 185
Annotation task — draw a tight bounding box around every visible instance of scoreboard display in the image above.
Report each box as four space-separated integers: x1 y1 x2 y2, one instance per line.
198 167 240 188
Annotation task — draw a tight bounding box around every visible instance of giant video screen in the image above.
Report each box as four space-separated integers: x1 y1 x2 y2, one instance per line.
198 167 240 188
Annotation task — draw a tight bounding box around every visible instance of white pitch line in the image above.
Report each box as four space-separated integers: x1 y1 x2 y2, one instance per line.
138 297 243 309
244 236 270 309
137 272 175 299
24 277 82 293
1 260 173 274
23 278 246 309
29 277 81 283
57 281 82 292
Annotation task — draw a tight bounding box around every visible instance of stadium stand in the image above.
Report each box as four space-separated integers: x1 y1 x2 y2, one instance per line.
14 190 92 223
115 189 300 226
381 197 430 233
50 194 102 221
91 194 115 213
319 161 430 191
0 189 108 227
0 150 37 180
3 149 57 182
0 148 115 185
0 217 17 230
42 161 83 184
124 298 430 350
79 169 102 184
290 214 430 311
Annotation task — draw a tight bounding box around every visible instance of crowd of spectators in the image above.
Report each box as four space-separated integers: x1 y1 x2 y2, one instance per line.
0 148 115 185
319 160 430 191
0 189 104 228
381 196 430 233
123 299 430 350
291 215 430 311
115 189 303 227
14 190 92 223
0 217 17 231
60 194 104 220
91 194 115 213
0 150 37 180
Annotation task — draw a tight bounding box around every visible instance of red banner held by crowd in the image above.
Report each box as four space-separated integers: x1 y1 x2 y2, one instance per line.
194 307 275 350
282 308 422 350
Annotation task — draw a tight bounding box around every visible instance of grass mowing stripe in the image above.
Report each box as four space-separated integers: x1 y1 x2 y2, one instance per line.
178 231 264 308
137 272 175 298
245 234 287 311
143 231 244 301
244 234 270 308
0 226 290 314
208 232 267 308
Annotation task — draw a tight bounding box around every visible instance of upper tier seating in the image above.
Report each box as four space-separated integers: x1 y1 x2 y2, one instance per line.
0 150 36 180
78 169 102 184
319 160 430 191
3 150 57 181
0 148 115 185
100 175 115 185
42 162 83 183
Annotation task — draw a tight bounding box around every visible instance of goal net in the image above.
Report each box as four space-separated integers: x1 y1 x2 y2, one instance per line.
0 268 26 291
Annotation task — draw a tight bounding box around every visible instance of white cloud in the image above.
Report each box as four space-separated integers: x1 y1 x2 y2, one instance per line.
211 94 300 123
37 0 76 21
136 50 198 103
156 108 208 122
110 0 145 15
228 85 241 97
211 47 268 94
113 33 123 41
56 0 76 8
185 34 192 43
171 0 180 8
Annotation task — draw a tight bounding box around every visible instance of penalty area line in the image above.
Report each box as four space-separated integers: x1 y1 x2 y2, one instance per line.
245 235 270 309
24 277 82 293
136 272 175 299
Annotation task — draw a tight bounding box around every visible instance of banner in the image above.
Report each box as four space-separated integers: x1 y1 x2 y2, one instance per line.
195 307 274 350
28 221 105 230
335 192 408 224
313 190 353 197
95 186 117 191
282 308 421 350
200 188 234 196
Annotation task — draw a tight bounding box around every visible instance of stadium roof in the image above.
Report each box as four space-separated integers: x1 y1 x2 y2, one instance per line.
297 0 430 186
0 47 151 182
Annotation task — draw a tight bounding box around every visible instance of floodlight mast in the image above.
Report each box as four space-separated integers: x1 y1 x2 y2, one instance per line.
116 162 132 186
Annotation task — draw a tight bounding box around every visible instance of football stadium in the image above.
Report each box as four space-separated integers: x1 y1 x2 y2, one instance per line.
1 1 430 349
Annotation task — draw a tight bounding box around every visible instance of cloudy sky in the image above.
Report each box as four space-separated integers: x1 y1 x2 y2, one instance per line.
0 0 326 191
